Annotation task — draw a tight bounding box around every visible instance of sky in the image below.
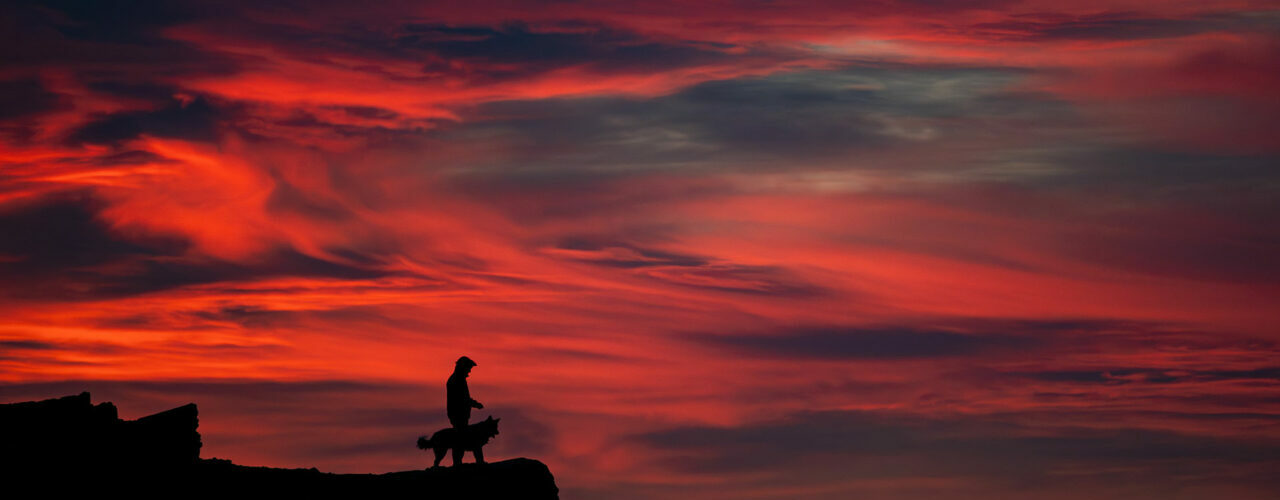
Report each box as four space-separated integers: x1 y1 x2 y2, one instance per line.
1 0 1279 498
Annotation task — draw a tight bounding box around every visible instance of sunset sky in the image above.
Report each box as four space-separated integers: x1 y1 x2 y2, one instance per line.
2 1 1279 498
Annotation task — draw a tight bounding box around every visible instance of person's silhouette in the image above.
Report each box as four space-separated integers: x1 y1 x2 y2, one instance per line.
447 356 483 464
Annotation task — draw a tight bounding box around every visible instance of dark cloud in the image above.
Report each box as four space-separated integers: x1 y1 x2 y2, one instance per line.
65 96 225 145
333 106 402 121
85 80 186 101
264 19 748 81
554 237 708 268
89 149 174 166
0 193 393 300
26 0 202 44
447 171 734 225
1017 367 1280 384
189 18 751 87
190 305 299 329
0 1 237 78
693 325 1042 359
640 264 825 297
969 11 1277 42
0 78 68 141
183 304 424 332
94 246 392 296
973 13 1207 41
0 79 65 120
0 340 58 350
0 193 186 272
402 22 736 77
265 178 353 221
694 319 1239 362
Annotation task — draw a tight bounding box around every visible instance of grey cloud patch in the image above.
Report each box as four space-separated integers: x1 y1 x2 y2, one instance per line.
433 65 1076 232
1007 147 1280 193
437 60 1274 217
443 69 896 170
436 64 1067 188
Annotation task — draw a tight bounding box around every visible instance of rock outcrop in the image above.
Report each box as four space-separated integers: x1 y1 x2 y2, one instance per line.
0 391 201 470
0 393 558 500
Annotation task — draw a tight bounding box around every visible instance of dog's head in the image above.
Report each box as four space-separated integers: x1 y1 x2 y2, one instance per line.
475 415 501 439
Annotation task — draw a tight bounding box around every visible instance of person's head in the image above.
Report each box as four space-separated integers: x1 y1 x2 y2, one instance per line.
455 356 477 376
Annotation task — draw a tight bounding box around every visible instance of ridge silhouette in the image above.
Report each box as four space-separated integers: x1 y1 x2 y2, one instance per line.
0 392 558 499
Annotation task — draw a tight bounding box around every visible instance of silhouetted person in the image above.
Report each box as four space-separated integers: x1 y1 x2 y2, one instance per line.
447 356 483 465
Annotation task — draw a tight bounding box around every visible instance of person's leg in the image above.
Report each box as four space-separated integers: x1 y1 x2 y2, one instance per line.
449 417 468 466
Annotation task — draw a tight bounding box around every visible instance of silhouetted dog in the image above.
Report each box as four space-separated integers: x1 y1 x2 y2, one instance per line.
417 416 500 467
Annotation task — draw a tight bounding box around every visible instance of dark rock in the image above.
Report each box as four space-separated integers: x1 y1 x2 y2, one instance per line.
0 393 558 499
0 391 200 471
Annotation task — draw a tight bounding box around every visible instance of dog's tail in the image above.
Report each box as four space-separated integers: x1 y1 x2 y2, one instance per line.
416 436 432 450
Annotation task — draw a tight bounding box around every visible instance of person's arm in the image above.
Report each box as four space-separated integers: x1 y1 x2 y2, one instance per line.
471 398 484 409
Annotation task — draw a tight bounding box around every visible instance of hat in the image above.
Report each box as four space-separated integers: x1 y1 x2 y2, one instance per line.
456 356 477 367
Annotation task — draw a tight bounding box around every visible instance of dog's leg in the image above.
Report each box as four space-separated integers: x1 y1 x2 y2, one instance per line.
452 446 464 467
474 446 485 464
433 447 445 467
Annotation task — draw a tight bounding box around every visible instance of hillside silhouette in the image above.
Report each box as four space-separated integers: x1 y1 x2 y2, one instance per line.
0 393 559 499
